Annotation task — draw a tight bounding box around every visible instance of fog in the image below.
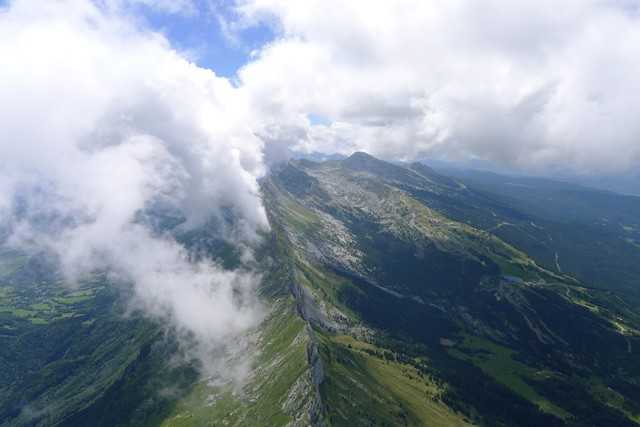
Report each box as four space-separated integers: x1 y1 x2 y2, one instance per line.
0 0 268 378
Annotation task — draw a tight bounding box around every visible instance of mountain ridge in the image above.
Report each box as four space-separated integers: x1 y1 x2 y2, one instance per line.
255 153 640 426
1 153 639 426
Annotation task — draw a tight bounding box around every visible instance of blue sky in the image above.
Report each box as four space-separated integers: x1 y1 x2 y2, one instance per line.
0 0 270 78
134 1 273 78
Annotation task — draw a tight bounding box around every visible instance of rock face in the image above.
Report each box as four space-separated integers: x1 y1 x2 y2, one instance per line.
305 328 325 427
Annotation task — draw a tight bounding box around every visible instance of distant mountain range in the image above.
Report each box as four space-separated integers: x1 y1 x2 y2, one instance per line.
1 152 639 426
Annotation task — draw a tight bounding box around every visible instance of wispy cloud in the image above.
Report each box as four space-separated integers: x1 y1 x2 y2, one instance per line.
0 0 268 378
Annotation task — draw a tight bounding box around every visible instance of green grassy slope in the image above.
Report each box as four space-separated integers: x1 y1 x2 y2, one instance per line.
320 334 471 427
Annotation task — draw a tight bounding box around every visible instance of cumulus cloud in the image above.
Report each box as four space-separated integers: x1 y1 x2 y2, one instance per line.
0 0 267 377
234 0 640 175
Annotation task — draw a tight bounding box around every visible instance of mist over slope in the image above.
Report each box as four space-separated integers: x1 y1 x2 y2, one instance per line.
0 0 272 378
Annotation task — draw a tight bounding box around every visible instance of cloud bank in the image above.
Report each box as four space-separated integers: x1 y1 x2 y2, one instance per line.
0 0 267 376
234 0 640 175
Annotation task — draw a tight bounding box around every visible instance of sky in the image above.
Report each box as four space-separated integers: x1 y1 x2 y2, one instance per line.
120 0 640 176
4 0 637 174
1 0 640 378
124 0 274 77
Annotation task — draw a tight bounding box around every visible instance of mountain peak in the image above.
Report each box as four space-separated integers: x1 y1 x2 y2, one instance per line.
347 151 376 161
342 151 386 169
340 151 434 188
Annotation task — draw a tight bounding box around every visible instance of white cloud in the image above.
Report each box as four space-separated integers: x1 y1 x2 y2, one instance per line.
235 0 640 175
0 0 267 377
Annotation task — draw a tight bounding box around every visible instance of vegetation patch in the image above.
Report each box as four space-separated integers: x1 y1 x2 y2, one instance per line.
448 335 570 420
321 333 471 427
587 378 640 423
54 289 95 305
